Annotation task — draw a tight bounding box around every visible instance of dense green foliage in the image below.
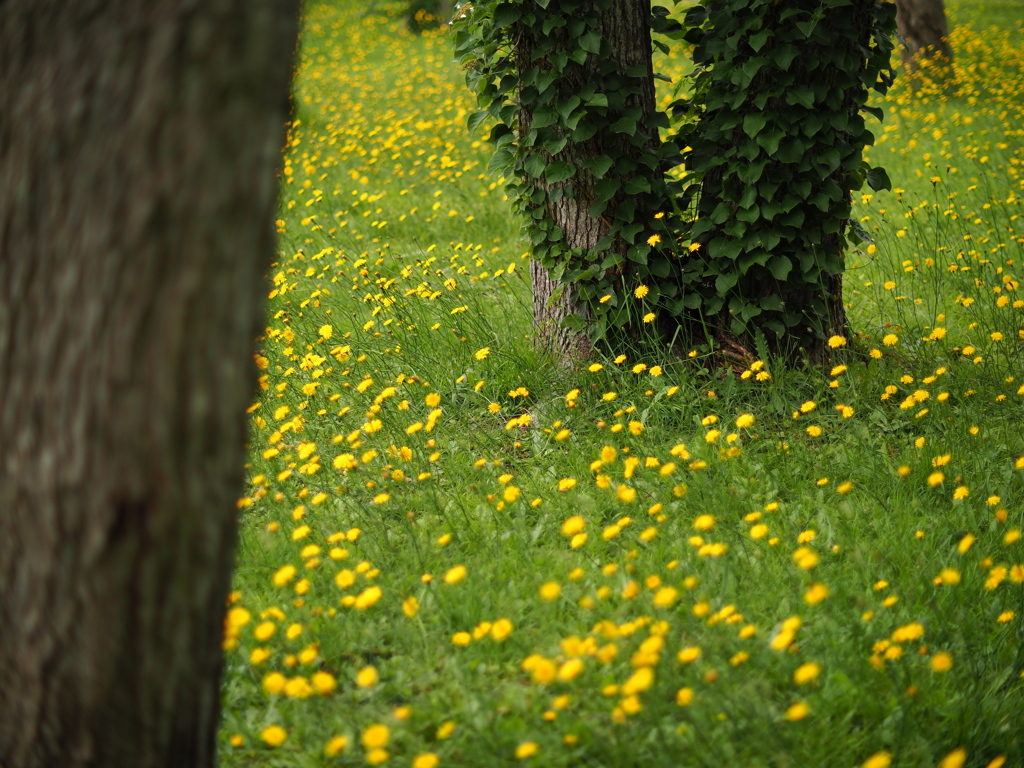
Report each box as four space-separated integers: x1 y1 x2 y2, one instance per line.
452 0 686 345
677 0 896 345
453 0 898 352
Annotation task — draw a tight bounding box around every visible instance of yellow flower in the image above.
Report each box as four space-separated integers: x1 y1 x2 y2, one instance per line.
474 346 490 360
642 312 656 323
693 514 715 530
882 334 898 345
324 735 348 756
891 622 924 642
356 666 378 687
558 658 585 681
677 646 701 663
539 582 561 601
676 687 694 705
939 748 967 768
413 754 440 768
622 667 654 695
491 618 514 641
451 632 471 646
827 335 847 348
863 752 892 768
273 564 297 586
784 701 809 720
312 671 337 694
354 586 382 609
735 413 755 428
561 515 585 536
361 724 390 750
634 284 649 299
646 234 662 246
261 725 288 747
653 586 679 607
263 671 286 694
515 742 539 759
793 546 819 569
444 565 467 584
793 662 821 684
930 651 953 672
804 583 829 605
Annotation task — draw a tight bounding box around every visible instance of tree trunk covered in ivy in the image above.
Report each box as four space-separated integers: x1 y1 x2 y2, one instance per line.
682 0 895 363
0 1 296 767
509 0 671 361
895 0 953 77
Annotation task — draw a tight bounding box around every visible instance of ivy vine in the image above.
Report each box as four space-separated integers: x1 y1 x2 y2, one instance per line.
452 0 897 357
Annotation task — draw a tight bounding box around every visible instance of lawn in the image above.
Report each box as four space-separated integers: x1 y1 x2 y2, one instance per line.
219 2 1024 766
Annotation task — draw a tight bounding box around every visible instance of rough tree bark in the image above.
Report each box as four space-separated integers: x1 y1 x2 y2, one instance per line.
895 0 953 74
0 2 297 767
516 0 662 361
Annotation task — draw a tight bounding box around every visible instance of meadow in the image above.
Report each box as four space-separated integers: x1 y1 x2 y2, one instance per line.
219 2 1024 766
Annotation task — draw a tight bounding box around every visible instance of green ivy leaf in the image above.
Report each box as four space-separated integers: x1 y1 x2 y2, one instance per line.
610 116 637 134
546 161 576 184
742 113 767 138
866 166 891 191
492 3 522 28
767 255 792 280
524 153 546 178
593 177 620 202
584 155 614 178
579 30 602 54
624 176 652 194
467 111 489 135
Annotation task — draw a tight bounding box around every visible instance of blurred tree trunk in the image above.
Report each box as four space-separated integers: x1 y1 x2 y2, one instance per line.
896 0 953 75
0 1 296 767
517 0 662 361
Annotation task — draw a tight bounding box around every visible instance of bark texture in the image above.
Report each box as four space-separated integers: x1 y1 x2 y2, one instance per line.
0 2 297 767
517 0 661 361
896 0 953 72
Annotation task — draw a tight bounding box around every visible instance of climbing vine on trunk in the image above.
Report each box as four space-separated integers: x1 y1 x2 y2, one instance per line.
452 0 687 353
675 0 897 358
453 0 897 362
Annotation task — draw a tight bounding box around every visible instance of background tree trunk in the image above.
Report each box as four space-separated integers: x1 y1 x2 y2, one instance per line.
0 2 296 767
896 0 953 74
517 0 662 361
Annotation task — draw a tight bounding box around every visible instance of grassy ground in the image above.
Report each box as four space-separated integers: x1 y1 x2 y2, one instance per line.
219 2 1024 766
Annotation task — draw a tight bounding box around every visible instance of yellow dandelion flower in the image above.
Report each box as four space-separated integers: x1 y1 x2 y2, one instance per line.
785 701 809 720
930 651 953 672
793 662 820 684
444 565 467 584
356 666 378 687
515 742 538 759
261 725 287 747
324 735 348 756
361 724 389 750
863 752 892 768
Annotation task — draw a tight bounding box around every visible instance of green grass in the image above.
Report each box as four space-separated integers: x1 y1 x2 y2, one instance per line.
220 2 1024 766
